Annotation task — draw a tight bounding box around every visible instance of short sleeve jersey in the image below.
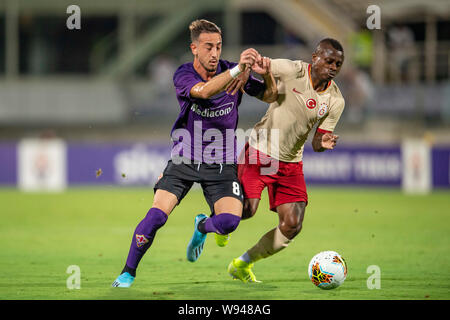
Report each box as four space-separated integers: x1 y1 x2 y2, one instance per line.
171 60 265 163
249 59 345 162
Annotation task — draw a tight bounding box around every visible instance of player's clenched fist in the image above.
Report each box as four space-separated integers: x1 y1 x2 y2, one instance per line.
238 48 259 72
226 48 259 95
252 56 271 75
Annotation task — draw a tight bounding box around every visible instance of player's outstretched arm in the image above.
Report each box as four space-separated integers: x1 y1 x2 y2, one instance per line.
225 55 278 102
225 68 250 96
253 57 277 103
312 130 339 152
190 48 258 99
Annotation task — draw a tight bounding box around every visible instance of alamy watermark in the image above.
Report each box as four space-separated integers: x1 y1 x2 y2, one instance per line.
366 265 381 289
66 265 81 289
66 5 81 30
171 121 280 174
366 5 381 30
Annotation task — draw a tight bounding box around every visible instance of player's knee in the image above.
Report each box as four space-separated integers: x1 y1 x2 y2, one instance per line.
242 199 258 220
214 213 241 234
152 190 178 215
280 221 302 239
242 205 255 220
280 207 305 239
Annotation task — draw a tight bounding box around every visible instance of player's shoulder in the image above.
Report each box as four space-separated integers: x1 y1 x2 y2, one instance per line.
328 81 345 107
173 62 198 85
174 62 194 76
218 59 237 70
271 58 306 79
297 60 309 69
271 58 305 69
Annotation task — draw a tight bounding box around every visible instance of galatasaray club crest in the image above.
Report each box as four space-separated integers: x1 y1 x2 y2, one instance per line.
306 98 317 109
136 234 149 247
318 102 328 118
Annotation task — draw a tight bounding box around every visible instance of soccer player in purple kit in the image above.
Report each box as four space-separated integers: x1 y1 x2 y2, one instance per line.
112 19 277 287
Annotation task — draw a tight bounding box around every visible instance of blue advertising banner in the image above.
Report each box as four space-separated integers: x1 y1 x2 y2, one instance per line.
432 147 450 188
0 143 17 186
302 145 402 186
68 143 171 186
0 142 449 188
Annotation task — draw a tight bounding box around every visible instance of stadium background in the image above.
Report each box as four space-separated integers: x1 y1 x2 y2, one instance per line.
0 0 449 301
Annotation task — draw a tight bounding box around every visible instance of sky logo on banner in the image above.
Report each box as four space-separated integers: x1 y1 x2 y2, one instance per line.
114 144 167 185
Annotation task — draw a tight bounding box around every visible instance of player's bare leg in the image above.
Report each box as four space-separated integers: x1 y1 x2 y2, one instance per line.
214 196 243 217
112 190 177 287
151 189 179 217
276 201 306 239
187 197 242 261
229 201 306 283
242 198 260 220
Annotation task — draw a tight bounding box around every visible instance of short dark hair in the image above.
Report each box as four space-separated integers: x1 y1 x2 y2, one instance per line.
189 19 222 42
316 38 344 53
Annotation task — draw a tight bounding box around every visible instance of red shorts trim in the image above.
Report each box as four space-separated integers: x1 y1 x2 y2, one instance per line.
237 143 308 212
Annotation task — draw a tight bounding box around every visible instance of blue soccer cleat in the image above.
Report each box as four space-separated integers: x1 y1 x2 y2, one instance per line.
186 214 208 262
111 272 135 288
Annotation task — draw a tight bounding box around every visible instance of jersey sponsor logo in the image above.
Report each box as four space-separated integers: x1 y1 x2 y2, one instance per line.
136 234 149 247
292 88 302 94
318 102 328 118
306 98 317 109
190 102 234 118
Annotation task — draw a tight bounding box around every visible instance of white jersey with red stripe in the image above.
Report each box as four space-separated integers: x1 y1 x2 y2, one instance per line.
249 59 345 162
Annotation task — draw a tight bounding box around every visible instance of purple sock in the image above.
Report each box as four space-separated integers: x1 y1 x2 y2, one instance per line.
199 213 241 235
125 207 168 271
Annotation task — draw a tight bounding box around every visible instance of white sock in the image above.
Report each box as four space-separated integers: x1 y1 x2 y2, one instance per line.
238 252 252 264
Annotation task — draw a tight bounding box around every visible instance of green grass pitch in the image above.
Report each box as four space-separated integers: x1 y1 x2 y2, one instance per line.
0 187 449 300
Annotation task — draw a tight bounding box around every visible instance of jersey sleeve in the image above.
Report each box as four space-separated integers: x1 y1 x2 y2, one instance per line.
317 97 345 133
173 67 201 99
243 74 265 97
270 59 304 81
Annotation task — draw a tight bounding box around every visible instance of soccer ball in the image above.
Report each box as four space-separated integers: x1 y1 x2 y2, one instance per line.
308 251 347 290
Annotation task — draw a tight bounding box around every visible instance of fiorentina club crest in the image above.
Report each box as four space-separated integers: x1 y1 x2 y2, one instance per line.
318 102 328 118
136 234 149 247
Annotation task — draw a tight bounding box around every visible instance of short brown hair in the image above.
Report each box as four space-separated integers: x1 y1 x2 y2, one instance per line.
189 19 222 42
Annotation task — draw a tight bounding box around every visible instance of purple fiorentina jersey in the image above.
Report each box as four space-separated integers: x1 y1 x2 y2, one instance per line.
170 59 265 164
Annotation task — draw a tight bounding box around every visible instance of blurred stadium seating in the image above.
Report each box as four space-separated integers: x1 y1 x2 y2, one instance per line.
0 0 449 190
